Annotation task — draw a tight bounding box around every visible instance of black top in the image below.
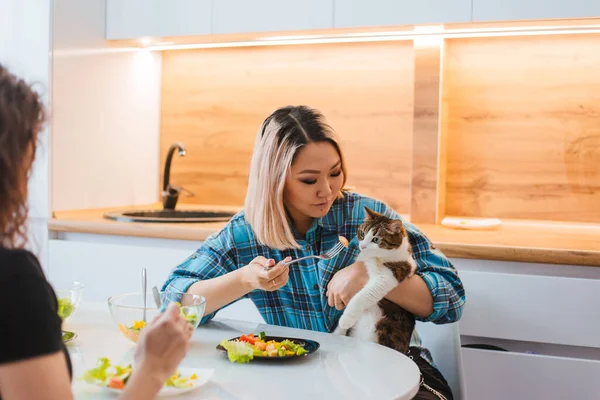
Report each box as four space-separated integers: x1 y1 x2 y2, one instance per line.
0 248 73 396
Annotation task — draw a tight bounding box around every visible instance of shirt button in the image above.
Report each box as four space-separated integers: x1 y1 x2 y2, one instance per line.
313 284 319 290
305 245 311 250
191 253 197 259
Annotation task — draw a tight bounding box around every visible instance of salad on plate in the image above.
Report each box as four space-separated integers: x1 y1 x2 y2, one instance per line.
82 357 207 395
219 332 309 363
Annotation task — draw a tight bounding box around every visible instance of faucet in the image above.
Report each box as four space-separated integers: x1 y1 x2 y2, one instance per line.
162 142 187 210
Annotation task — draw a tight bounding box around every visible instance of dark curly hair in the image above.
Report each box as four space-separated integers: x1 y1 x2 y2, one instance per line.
0 64 46 248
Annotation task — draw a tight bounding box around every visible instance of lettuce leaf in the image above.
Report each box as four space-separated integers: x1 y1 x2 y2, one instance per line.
219 339 254 363
82 357 111 384
280 339 308 356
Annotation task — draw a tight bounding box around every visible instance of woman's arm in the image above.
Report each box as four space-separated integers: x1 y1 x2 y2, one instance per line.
186 267 252 316
384 274 434 318
162 231 245 323
163 234 291 322
186 257 290 316
0 353 73 400
398 227 466 324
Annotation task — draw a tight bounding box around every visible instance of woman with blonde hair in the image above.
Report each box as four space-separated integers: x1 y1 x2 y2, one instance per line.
0 64 192 400
163 105 464 399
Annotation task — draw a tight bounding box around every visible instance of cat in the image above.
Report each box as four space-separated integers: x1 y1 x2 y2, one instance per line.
333 206 417 354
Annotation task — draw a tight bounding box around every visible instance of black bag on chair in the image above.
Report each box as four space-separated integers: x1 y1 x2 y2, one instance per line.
406 347 454 400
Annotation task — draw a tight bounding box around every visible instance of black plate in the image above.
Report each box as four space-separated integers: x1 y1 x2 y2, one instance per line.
216 335 320 361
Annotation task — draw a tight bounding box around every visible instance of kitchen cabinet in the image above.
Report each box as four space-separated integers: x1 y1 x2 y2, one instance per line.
105 0 600 41
334 0 472 29
212 0 334 35
458 269 600 348
462 347 600 400
472 0 600 22
454 258 600 400
106 0 334 39
105 0 212 40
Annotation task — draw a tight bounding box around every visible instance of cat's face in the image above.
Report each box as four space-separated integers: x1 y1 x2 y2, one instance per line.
356 207 408 258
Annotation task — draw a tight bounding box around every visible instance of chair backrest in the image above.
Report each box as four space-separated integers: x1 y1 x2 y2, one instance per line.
415 321 466 400
218 298 265 323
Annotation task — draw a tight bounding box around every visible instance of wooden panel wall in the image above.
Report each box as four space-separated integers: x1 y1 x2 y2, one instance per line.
160 42 415 212
444 34 600 223
410 38 448 224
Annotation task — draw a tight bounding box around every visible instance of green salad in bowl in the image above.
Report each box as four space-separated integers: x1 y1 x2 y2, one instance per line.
108 292 205 344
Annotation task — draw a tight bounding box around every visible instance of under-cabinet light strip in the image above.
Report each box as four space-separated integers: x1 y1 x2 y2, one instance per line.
145 27 600 51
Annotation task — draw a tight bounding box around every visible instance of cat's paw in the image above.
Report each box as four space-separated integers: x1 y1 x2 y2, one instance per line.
337 317 354 331
333 325 348 336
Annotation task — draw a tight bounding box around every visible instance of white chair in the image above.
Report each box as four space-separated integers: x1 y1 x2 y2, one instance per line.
415 321 466 400
215 298 265 323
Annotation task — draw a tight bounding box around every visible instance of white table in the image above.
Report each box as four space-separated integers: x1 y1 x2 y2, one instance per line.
65 303 420 400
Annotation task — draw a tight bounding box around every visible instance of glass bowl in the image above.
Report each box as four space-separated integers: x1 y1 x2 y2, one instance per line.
107 291 205 344
54 281 85 323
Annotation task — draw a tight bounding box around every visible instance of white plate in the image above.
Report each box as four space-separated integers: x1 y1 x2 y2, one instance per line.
101 368 213 397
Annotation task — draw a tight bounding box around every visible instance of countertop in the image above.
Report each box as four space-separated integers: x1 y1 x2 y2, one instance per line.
67 302 420 400
49 205 600 267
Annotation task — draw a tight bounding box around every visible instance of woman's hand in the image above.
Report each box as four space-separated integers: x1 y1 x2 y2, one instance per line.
326 261 368 310
133 303 192 382
241 256 291 292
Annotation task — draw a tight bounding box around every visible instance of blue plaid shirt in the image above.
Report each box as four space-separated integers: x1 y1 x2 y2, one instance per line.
163 192 465 362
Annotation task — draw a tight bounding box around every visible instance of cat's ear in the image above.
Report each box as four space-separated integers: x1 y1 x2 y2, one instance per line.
389 219 404 234
364 206 381 220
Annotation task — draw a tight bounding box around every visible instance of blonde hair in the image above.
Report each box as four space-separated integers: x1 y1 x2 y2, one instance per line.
244 106 347 250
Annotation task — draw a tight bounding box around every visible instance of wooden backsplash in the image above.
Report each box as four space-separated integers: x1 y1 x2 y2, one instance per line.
160 34 600 224
160 42 415 212
444 34 600 223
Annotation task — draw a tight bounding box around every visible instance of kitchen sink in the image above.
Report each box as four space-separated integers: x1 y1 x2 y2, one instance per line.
103 209 237 223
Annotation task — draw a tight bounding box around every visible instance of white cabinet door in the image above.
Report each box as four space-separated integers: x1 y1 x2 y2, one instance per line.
106 0 212 40
458 270 600 349
48 240 193 301
334 0 472 28
473 0 600 22
462 348 600 400
213 0 334 35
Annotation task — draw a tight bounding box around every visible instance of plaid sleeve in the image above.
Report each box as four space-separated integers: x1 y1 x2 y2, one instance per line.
369 198 466 324
161 231 239 325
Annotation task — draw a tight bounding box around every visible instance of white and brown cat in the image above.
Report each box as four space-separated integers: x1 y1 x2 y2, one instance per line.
334 206 417 354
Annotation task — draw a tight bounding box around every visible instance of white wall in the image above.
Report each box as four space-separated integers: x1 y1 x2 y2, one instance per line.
0 0 52 269
51 0 162 211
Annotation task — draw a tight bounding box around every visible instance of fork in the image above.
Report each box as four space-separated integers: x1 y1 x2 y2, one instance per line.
141 268 147 322
264 237 348 270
